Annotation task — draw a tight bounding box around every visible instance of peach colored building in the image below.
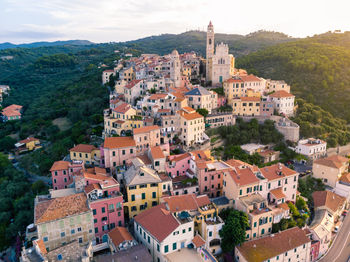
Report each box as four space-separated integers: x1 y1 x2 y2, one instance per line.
166 153 191 178
133 125 161 154
102 137 136 172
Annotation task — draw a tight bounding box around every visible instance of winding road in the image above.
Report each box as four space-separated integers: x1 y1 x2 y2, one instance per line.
319 212 350 262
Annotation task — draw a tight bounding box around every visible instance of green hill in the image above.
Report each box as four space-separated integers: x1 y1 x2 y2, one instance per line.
236 32 350 123
122 30 295 56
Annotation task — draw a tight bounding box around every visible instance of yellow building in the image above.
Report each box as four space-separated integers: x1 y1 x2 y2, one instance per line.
231 97 260 116
122 160 172 218
182 66 192 77
17 137 41 151
69 144 100 166
122 67 135 82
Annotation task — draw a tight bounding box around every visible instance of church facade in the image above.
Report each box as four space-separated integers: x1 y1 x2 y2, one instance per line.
206 21 235 85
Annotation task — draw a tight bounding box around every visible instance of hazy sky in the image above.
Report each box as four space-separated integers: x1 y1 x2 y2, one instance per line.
1 0 350 44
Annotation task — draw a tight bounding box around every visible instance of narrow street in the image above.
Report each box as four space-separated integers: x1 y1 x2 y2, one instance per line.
13 163 51 185
319 212 350 262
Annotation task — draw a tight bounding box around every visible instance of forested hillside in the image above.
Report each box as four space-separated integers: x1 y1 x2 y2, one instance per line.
122 30 295 56
236 32 350 122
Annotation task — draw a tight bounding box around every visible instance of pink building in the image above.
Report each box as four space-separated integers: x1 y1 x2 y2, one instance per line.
84 168 124 243
217 95 226 107
50 160 84 190
133 125 160 155
196 160 231 198
102 137 136 172
166 153 191 178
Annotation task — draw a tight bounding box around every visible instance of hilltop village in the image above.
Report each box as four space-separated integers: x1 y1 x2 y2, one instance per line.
18 22 350 262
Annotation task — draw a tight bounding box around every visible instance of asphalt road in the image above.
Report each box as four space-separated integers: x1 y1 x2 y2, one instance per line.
319 212 350 262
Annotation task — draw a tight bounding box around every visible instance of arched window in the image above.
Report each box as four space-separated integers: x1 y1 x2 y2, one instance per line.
209 38 212 45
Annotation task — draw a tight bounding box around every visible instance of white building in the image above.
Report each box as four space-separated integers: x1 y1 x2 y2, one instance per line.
267 90 295 116
102 70 115 85
295 138 327 160
236 227 311 262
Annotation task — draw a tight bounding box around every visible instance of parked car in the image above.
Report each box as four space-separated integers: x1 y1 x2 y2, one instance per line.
342 210 348 216
333 225 339 233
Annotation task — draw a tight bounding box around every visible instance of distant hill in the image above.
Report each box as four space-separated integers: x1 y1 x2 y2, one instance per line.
121 30 296 57
236 31 350 123
0 40 94 50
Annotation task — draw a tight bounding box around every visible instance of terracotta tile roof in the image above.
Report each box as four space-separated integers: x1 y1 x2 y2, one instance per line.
225 159 249 168
158 173 171 182
113 103 131 114
108 227 133 247
168 153 191 162
84 183 101 194
192 235 206 248
19 137 39 144
225 78 243 83
163 194 210 212
314 155 348 169
182 106 195 112
133 125 159 135
50 161 70 171
149 93 168 100
260 163 297 181
70 144 97 153
237 227 310 262
150 146 165 159
83 171 111 181
339 173 350 184
2 104 22 117
134 204 179 242
125 80 141 89
277 202 290 211
240 74 262 82
269 90 294 98
228 167 259 186
157 109 170 113
34 239 47 255
312 191 346 213
104 137 136 149
270 188 286 199
136 154 152 165
35 193 89 224
190 150 211 161
240 97 260 102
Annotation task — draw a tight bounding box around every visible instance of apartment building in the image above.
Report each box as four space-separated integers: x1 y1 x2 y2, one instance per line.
185 86 217 114
236 227 311 262
205 112 235 128
267 90 295 117
312 155 349 188
124 80 144 105
50 160 84 190
102 70 115 85
177 107 206 147
166 153 191 178
231 97 260 116
295 138 327 160
70 144 100 166
265 79 291 94
1 104 23 121
102 137 136 171
133 125 161 154
34 193 94 251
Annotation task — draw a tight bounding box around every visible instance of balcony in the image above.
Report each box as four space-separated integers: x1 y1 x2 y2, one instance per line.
88 191 122 203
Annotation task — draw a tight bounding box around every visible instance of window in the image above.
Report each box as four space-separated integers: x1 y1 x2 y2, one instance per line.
204 176 207 181
294 248 297 252
148 236 150 243
189 227 192 232
71 229 75 234
61 232 65 237
173 242 177 250
164 245 169 253
152 192 156 198
95 227 98 233
110 223 115 229
43 237 48 242
157 244 160 252
239 189 242 195
277 255 279 260
254 222 257 227
77 227 82 232
142 193 146 199
131 195 135 201
79 237 83 243
209 231 212 237
122 150 125 155
109 204 114 212
102 207 105 213
155 161 160 166
57 254 63 261
261 228 265 234
182 229 186 234
131 206 137 211
130 149 133 154
246 234 249 239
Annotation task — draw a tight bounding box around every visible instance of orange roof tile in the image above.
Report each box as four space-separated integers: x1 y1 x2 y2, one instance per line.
50 161 70 171
270 188 286 199
104 137 136 149
134 204 179 242
228 168 259 186
34 239 47 255
240 74 262 82
314 155 348 169
133 125 159 135
113 103 132 114
192 235 206 248
339 173 350 184
108 227 133 247
149 93 168 100
84 183 101 194
240 96 260 102
260 163 297 181
70 144 97 153
163 194 210 212
269 90 294 98
237 227 310 262
35 193 89 224
19 137 39 144
150 146 165 159
168 153 191 162
312 191 346 213
278 202 290 211
125 80 141 89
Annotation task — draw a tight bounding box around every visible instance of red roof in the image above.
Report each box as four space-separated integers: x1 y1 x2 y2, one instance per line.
260 163 297 181
125 80 141 89
269 90 294 98
150 146 165 159
134 204 179 242
104 137 136 149
108 227 133 247
162 194 210 212
113 103 132 114
50 161 70 171
240 74 262 82
240 97 260 102
192 235 206 248
70 144 97 153
228 167 259 186
149 93 168 100
133 125 159 135
19 137 39 144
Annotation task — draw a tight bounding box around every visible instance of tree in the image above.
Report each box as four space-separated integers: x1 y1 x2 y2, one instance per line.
31 180 48 195
0 136 16 152
219 209 249 253
196 108 209 118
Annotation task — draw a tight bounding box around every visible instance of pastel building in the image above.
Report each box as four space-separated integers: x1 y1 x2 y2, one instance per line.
166 153 191 178
1 104 22 121
70 144 100 166
295 138 327 161
267 90 295 117
102 137 136 172
50 160 84 190
83 169 124 243
133 125 161 154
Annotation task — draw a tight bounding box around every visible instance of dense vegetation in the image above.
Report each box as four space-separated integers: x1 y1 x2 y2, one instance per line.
292 99 350 147
0 153 48 251
123 30 295 56
236 32 350 124
219 208 249 253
